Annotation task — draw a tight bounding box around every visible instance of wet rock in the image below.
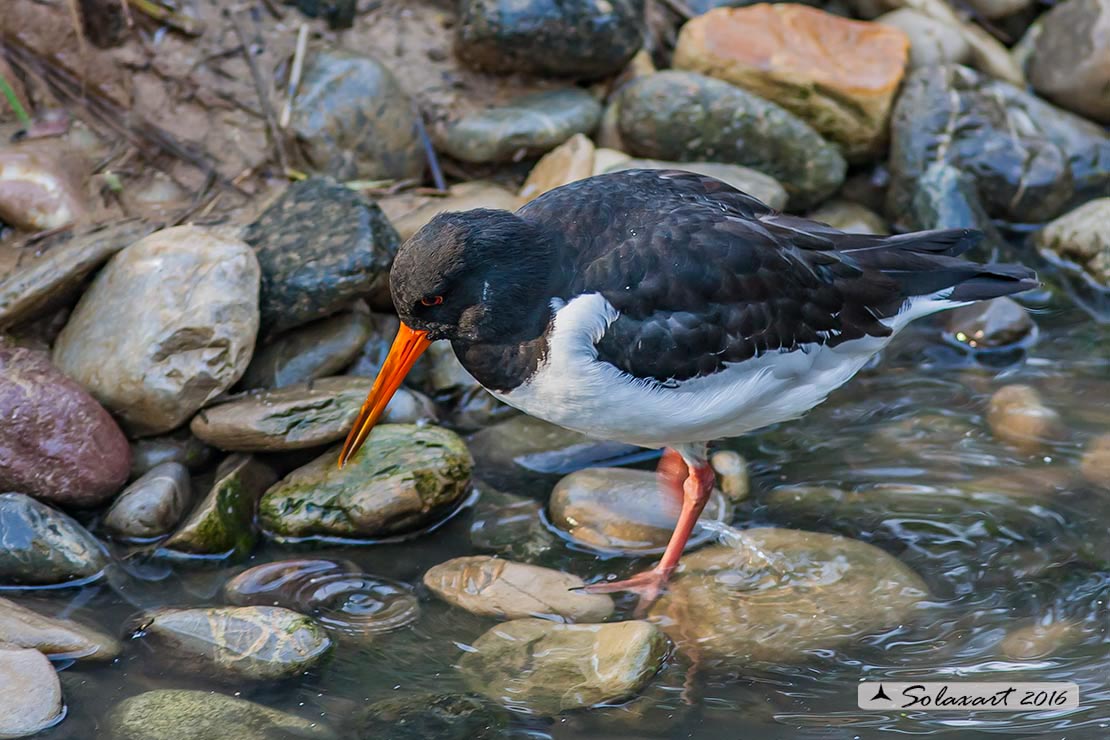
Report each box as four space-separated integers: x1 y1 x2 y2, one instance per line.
0 220 152 330
0 142 86 231
617 71 845 209
877 9 970 69
450 386 518 432
469 486 556 561
102 462 192 541
603 158 788 210
425 340 480 395
460 618 666 714
0 493 107 587
384 182 521 242
240 308 373 390
192 377 435 452
674 6 909 159
130 431 214 478
519 133 595 203
260 424 472 541
0 345 129 507
807 199 889 234
999 618 1085 660
987 385 1066 454
549 467 731 553
106 689 337 740
1028 0 1110 124
289 50 423 181
0 646 63 738
424 556 614 622
1081 434 1110 489
346 312 404 379
455 0 643 79
899 161 1003 240
1035 198 1110 289
944 297 1035 350
887 65 1110 225
52 226 260 436
435 90 602 164
243 177 400 335
160 454 276 560
648 529 929 664
710 450 749 502
0 596 120 661
352 693 506 740
131 605 332 681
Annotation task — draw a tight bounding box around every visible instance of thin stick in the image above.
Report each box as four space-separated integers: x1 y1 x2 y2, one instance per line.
127 0 206 36
413 106 446 192
118 0 135 28
229 6 289 174
279 23 308 129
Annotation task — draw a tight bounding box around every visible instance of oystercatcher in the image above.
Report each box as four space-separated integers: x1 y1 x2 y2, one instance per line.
340 169 1036 604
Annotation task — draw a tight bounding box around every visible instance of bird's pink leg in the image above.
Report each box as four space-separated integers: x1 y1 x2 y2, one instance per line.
584 449 715 608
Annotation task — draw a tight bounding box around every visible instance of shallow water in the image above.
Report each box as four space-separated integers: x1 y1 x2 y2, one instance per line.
12 276 1110 740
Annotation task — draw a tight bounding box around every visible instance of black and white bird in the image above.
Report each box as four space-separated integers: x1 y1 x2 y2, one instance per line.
340 169 1037 604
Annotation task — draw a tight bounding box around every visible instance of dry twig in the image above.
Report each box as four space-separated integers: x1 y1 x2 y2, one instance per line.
228 5 290 175
413 106 446 192
279 23 309 129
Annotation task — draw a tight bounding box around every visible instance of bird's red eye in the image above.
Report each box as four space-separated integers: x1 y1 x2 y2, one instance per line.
421 295 444 307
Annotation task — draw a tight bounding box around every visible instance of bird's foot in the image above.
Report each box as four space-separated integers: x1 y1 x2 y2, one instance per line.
582 567 674 615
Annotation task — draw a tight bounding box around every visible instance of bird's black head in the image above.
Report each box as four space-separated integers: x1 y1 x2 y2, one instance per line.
390 208 556 344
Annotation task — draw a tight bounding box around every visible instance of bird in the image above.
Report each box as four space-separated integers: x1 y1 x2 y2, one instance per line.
338 168 1037 605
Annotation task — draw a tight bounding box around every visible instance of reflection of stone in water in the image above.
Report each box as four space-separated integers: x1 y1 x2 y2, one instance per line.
224 559 419 640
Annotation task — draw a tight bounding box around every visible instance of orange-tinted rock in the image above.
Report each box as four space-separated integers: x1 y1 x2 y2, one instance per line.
674 4 909 159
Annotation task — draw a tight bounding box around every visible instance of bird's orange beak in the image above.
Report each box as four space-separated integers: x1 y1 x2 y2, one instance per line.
338 322 431 468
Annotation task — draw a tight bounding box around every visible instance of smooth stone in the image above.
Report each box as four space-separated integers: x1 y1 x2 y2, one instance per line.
385 182 521 242
455 0 643 79
876 9 971 69
0 345 130 507
1081 434 1110 489
999 619 1085 660
240 308 373 390
0 646 63 738
592 147 632 176
986 385 1067 453
0 142 86 231
1035 198 1110 289
674 5 909 159
519 133 596 203
616 70 845 209
887 65 1110 225
1028 0 1110 124
450 386 518 432
259 425 473 541
648 530 929 664
289 50 424 181
944 297 1035 350
106 689 337 740
603 158 788 210
129 431 214 478
0 596 120 661
101 462 192 541
0 493 107 587
469 486 556 562
425 340 480 395
243 177 400 335
159 454 276 560
710 450 749 502
549 467 731 553
352 693 506 740
436 90 602 164
899 161 1003 241
461 618 666 714
52 226 260 436
192 377 434 452
131 606 332 681
0 220 152 330
424 556 614 622
807 199 889 234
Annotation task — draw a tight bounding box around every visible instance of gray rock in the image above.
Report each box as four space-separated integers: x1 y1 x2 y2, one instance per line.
240 308 372 390
130 431 214 478
887 64 1110 225
0 493 107 587
944 297 1035 350
436 90 602 164
0 345 130 507
352 693 506 740
0 596 120 661
243 178 400 335
130 606 332 682
289 50 424 181
102 462 192 541
105 689 337 740
450 386 518 432
899 161 1003 243
876 9 970 69
1035 198 1110 289
604 158 788 210
52 226 261 436
424 556 614 622
469 485 556 562
0 646 63 739
616 71 846 209
459 618 667 714
1029 0 1110 124
424 340 480 395
455 0 643 79
259 425 473 541
191 377 435 452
